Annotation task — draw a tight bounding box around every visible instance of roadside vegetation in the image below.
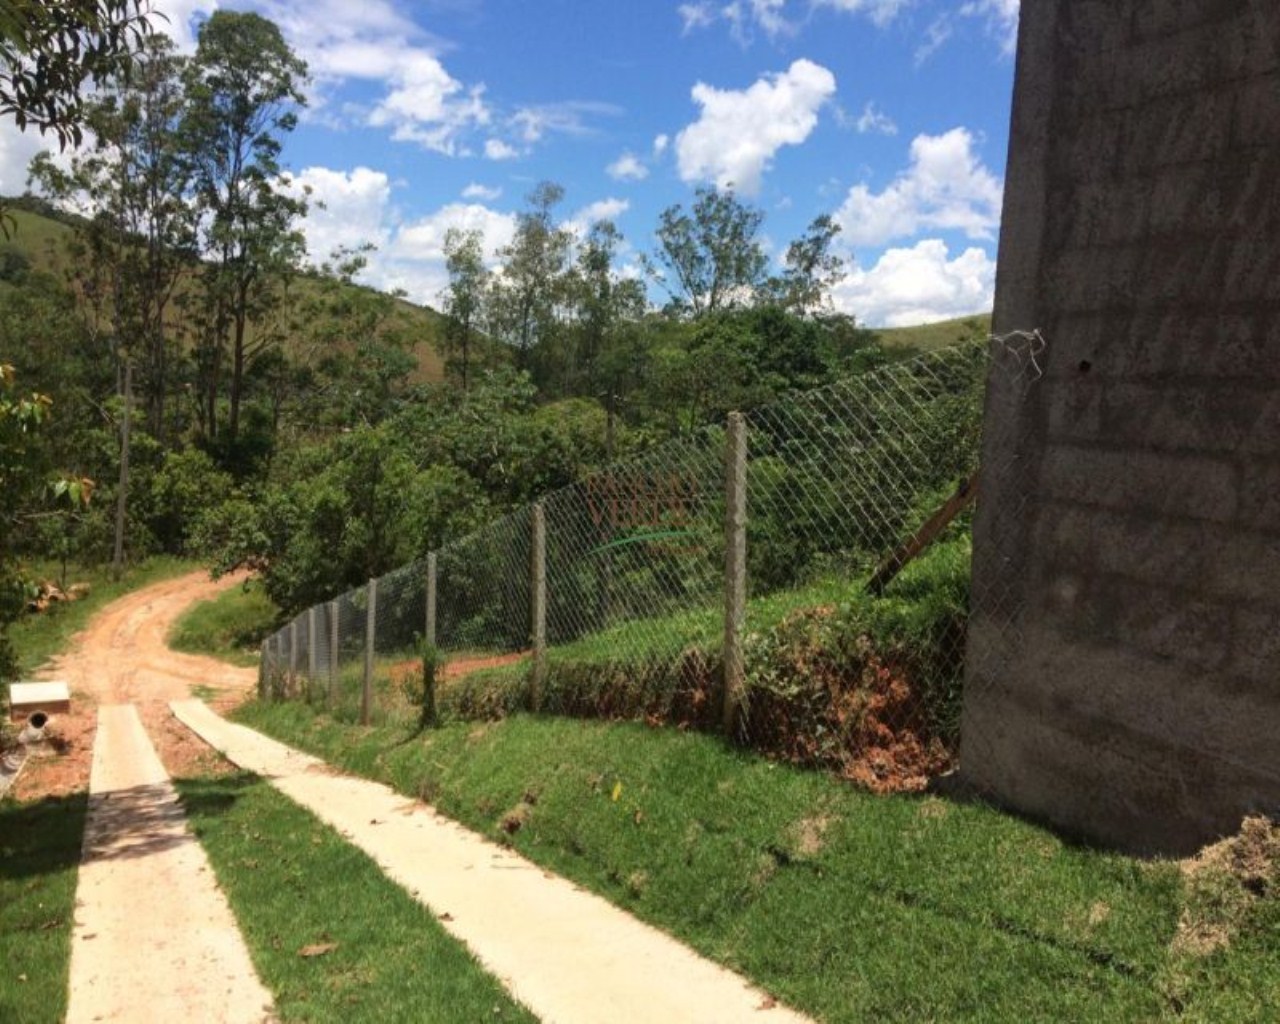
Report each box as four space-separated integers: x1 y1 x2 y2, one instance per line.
233 704 1280 1023
177 773 536 1023
0 794 88 1024
168 579 280 667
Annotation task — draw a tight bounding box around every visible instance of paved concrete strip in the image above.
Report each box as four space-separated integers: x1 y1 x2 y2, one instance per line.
173 699 814 1024
67 704 275 1024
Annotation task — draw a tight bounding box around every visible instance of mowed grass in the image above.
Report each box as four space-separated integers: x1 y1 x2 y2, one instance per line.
0 794 88 1024
9 557 192 675
232 704 1278 1022
176 772 536 1024
169 578 281 668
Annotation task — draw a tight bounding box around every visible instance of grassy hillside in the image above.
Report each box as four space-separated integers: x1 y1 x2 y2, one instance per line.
0 201 451 383
875 313 992 352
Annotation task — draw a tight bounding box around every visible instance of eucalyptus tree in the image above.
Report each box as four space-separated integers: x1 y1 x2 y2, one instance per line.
646 185 767 318
567 219 646 403
490 181 573 375
441 227 488 392
182 10 308 447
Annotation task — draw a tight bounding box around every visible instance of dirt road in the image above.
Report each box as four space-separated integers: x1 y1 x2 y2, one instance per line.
20 570 257 798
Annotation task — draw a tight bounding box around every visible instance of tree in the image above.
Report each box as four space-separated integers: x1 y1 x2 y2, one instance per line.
0 0 153 149
774 213 844 317
490 181 572 374
441 227 487 392
29 35 196 443
646 185 767 318
182 10 308 448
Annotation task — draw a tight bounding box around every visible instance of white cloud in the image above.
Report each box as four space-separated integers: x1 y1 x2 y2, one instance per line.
462 182 502 201
0 125 57 196
511 102 620 145
393 203 517 265
653 134 670 156
247 0 490 155
287 166 393 266
484 138 520 161
675 59 836 196
914 16 953 66
678 3 716 33
834 127 1003 247
961 0 1020 55
851 101 897 136
149 0 219 53
832 239 996 327
564 197 630 237
606 152 648 181
814 0 912 29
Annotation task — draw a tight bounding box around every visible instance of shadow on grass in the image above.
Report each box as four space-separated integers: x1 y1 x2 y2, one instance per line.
0 792 87 884
173 772 261 819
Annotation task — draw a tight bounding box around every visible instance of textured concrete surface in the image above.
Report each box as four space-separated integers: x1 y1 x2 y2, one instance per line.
173 699 813 1024
67 704 274 1024
962 0 1280 853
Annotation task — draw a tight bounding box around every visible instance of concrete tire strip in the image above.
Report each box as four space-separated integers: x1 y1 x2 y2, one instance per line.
172 699 813 1024
67 704 275 1024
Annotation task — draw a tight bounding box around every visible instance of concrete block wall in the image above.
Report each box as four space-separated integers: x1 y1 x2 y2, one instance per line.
961 0 1280 854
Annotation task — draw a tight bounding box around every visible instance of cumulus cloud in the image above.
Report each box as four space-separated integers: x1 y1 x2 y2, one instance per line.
484 138 520 161
676 59 836 196
832 239 996 327
835 127 1003 247
564 197 630 237
244 0 490 155
606 152 648 181
0 125 57 196
287 165 393 265
384 202 518 304
462 182 502 201
653 134 670 156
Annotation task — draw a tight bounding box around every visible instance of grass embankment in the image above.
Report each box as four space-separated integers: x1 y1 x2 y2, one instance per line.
0 794 88 1023
168 578 280 668
875 313 992 353
176 773 535 1023
9 557 192 675
234 704 1279 1022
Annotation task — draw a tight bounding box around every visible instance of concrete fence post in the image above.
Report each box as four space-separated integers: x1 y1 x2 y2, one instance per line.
328 599 340 706
363 579 377 726
425 551 438 649
307 605 318 691
531 503 547 709
288 619 299 695
723 411 748 737
258 641 268 700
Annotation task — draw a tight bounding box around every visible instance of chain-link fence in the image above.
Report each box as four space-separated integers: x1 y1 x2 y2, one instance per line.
261 337 1043 791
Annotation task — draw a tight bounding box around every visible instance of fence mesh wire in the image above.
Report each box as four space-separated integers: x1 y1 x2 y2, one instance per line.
261 338 1039 792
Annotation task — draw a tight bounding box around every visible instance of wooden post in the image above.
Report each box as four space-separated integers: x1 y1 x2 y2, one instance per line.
328 599 340 705
363 579 377 726
425 552 438 649
531 503 547 709
723 412 748 737
258 641 268 700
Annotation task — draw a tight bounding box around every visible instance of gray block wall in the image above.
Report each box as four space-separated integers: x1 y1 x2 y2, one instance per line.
962 0 1280 854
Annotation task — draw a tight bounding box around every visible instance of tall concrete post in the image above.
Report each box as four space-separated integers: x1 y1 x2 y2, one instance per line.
328 599 340 704
307 605 318 691
723 412 747 737
425 552 438 649
962 0 1280 853
531 504 547 709
362 579 377 726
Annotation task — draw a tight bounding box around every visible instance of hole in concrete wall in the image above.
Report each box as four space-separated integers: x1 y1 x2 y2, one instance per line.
1078 360 1093 373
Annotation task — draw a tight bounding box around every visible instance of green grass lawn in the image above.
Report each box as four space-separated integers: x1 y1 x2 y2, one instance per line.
168 578 281 668
177 772 536 1023
9 557 193 676
233 703 1279 1023
0 794 88 1024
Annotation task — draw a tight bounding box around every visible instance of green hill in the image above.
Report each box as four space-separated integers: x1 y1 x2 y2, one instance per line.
0 200 451 383
874 313 992 352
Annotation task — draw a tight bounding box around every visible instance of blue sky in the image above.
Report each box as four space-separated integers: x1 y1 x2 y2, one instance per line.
0 0 1020 326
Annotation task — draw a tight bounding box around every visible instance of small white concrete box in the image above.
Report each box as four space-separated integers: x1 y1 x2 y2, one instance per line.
8 681 71 722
